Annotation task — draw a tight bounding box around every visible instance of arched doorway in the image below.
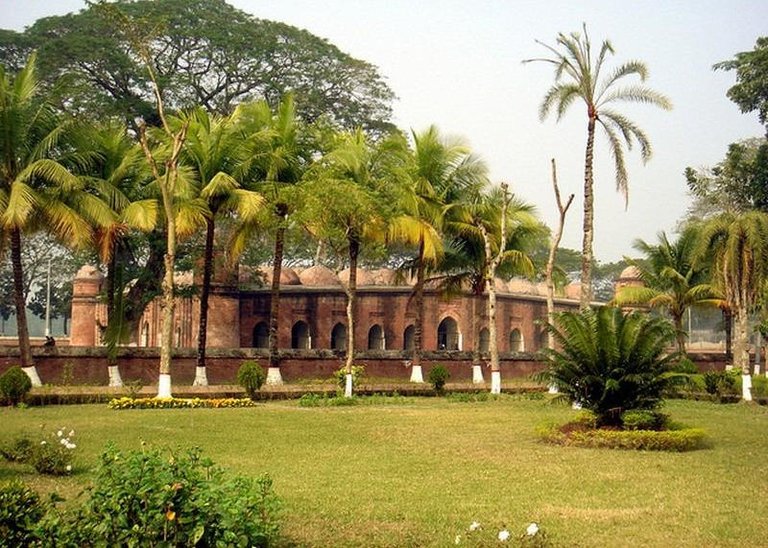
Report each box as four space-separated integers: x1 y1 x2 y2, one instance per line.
437 317 460 350
509 328 524 352
291 321 311 349
403 325 415 350
478 328 490 353
368 324 385 350
331 323 347 350
253 322 269 348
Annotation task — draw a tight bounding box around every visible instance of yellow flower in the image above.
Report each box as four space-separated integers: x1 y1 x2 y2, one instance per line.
166 510 176 521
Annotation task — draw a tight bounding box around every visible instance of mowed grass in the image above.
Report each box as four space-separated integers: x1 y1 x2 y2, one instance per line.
2 397 767 547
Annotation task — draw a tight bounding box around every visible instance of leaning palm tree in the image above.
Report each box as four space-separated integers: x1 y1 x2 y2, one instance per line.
525 25 672 309
178 107 264 386
699 211 768 401
612 225 718 354
388 125 487 382
0 54 107 385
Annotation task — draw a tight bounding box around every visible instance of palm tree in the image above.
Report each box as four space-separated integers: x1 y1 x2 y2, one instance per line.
231 96 309 384
388 126 487 382
525 25 672 309
179 107 264 386
448 183 540 393
699 211 768 401
0 54 107 385
302 129 403 396
612 226 717 354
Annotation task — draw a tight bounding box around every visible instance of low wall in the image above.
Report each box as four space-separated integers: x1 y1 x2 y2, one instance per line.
0 346 731 386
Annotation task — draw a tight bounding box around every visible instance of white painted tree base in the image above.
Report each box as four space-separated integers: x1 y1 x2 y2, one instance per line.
572 401 582 410
192 366 208 386
156 374 172 399
410 364 424 383
548 385 559 394
490 371 501 394
266 367 283 385
742 374 753 401
344 373 353 397
108 366 123 387
472 365 484 384
22 366 42 387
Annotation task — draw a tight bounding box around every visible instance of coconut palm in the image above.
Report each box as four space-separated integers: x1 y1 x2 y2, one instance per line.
178 107 264 386
612 226 718 354
699 211 768 400
525 25 672 309
388 125 487 382
0 54 108 385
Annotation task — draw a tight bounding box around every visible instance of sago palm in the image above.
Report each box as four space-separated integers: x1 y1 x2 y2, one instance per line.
526 25 672 308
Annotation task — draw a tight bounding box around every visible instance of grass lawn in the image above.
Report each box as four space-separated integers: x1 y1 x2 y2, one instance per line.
2 396 767 547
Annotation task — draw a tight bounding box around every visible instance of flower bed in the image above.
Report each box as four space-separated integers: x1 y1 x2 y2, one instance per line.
108 397 259 410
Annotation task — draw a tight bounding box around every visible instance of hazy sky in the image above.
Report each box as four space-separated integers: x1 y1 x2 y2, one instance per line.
2 0 766 261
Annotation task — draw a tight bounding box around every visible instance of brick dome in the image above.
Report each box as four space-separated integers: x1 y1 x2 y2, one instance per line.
369 268 398 286
75 265 103 281
257 266 302 286
338 268 374 286
299 265 341 286
507 277 536 294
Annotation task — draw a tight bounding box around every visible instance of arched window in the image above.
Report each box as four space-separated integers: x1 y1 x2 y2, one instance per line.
478 328 490 353
437 317 460 350
509 328 524 352
140 322 149 347
368 324 385 350
291 321 311 349
331 323 347 350
253 322 269 348
403 325 415 350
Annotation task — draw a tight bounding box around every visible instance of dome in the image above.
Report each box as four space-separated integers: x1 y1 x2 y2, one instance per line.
299 265 341 286
174 271 194 286
338 268 374 287
493 278 508 292
618 265 643 281
257 266 302 286
535 281 550 296
369 268 397 286
565 281 581 300
507 278 536 295
75 265 103 281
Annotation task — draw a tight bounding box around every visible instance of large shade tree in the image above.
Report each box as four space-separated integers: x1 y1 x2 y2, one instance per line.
699 211 768 401
715 36 768 135
525 25 671 308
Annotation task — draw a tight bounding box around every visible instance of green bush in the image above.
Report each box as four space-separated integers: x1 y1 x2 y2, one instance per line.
671 356 699 374
0 435 33 462
69 444 281 547
703 370 738 398
109 397 259 409
31 428 77 475
427 365 450 395
752 374 768 398
333 365 365 388
538 422 707 452
621 410 669 431
0 366 32 406
0 481 47 546
237 360 266 400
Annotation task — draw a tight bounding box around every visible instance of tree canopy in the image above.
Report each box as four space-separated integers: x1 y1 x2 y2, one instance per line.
715 36 768 133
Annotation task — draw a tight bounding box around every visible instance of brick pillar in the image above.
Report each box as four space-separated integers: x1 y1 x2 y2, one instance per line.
70 265 103 346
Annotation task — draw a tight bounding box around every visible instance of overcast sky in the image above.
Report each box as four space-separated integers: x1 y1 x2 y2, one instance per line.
2 0 766 262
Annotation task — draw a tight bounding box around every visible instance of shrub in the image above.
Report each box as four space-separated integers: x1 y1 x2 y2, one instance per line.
671 356 699 374
109 397 259 410
0 435 33 462
703 370 738 399
237 360 266 400
538 422 707 451
72 444 281 547
332 365 365 388
0 481 47 546
538 307 676 426
427 365 450 395
31 428 77 475
621 410 669 431
0 366 32 406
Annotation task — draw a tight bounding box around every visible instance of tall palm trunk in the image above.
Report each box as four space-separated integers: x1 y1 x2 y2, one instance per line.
470 292 484 383
194 217 215 386
267 204 288 385
410 238 426 383
105 248 123 387
734 305 753 400
157 185 176 398
344 236 360 397
580 115 597 310
487 276 501 394
546 158 574 350
723 308 733 362
10 228 40 386
672 313 687 355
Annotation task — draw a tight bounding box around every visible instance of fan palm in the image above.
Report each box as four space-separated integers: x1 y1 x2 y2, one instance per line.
540 306 676 426
525 25 672 309
612 226 718 354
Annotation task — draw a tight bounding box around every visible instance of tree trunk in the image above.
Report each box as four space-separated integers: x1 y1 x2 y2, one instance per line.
10 228 40 385
734 305 752 401
471 292 484 384
410 238 425 383
267 204 288 385
673 313 687 355
105 247 123 387
194 217 215 386
487 276 501 394
580 116 597 310
546 158 574 351
157 209 175 398
723 308 733 362
344 236 360 397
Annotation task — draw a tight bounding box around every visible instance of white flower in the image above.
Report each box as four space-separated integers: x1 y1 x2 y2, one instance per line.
67 443 77 450
66 465 72 472
40 440 47 445
498 529 510 542
57 430 63 437
69 430 75 437
454 534 461 544
526 523 539 536
60 438 68 445
469 521 481 532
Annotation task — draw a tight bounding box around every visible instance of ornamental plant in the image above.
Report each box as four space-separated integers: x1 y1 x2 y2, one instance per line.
31 428 77 475
0 481 48 546
0 366 32 405
333 365 365 388
539 306 677 426
427 364 450 395
237 360 266 400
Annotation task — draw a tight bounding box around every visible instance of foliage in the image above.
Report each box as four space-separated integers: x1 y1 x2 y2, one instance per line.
538 421 707 452
237 361 267 400
671 356 699 374
109 397 259 409
332 364 366 388
30 428 77 475
539 307 677 425
703 370 738 398
427 364 450 394
66 444 281 547
0 481 48 547
715 36 768 130
0 435 33 462
0 0 395 133
620 410 669 431
0 366 32 405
